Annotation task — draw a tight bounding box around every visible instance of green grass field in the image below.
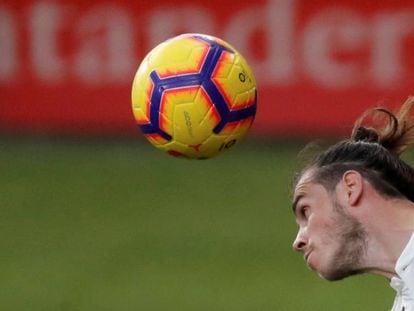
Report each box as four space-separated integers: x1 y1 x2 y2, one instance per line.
0 137 399 310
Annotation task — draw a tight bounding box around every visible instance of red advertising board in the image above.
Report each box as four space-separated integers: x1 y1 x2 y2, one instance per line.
0 0 413 137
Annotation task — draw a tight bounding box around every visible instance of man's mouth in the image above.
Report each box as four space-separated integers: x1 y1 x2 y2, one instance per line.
304 251 312 262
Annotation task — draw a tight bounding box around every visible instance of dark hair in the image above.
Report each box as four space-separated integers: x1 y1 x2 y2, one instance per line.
298 96 414 202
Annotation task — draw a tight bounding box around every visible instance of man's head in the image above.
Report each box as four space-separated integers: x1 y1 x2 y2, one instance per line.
292 168 368 281
292 97 414 281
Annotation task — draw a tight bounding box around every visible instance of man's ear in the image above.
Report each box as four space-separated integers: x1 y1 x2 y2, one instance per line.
341 170 363 206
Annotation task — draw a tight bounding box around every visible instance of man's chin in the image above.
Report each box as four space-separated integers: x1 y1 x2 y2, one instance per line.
317 267 362 282
307 256 359 281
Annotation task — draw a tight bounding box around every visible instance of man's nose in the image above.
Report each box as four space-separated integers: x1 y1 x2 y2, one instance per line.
292 229 307 252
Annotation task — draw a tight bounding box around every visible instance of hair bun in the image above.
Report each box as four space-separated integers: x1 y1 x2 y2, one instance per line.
352 126 380 143
351 97 414 155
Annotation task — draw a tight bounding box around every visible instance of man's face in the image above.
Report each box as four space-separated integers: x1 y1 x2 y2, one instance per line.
292 169 367 281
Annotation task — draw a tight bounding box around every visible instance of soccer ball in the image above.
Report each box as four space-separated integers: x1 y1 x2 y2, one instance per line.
131 33 257 159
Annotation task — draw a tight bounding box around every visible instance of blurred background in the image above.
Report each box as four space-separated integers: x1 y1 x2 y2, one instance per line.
1 0 413 310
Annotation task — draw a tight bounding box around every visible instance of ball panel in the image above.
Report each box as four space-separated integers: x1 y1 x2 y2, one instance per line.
132 80 153 124
131 55 154 124
144 133 169 146
155 134 224 159
220 117 255 136
211 52 257 110
148 37 210 78
158 139 199 159
197 133 239 158
155 118 253 159
171 87 220 146
190 33 237 55
199 101 221 129
159 86 199 136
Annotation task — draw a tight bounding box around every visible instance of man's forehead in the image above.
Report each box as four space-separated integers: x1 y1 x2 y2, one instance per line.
293 169 316 201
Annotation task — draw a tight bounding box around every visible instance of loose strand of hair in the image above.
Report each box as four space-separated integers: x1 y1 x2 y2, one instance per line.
351 96 414 156
393 96 414 155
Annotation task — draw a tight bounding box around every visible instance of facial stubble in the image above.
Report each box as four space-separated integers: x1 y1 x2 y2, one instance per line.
322 201 368 281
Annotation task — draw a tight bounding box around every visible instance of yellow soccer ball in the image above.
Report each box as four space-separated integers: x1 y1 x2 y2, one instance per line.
131 33 257 159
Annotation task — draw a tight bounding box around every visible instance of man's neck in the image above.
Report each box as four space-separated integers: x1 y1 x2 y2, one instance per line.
360 198 414 279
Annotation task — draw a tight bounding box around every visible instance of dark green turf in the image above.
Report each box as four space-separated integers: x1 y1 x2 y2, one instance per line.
0 137 399 310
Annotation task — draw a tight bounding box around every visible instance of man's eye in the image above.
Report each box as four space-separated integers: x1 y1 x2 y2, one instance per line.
301 206 310 219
